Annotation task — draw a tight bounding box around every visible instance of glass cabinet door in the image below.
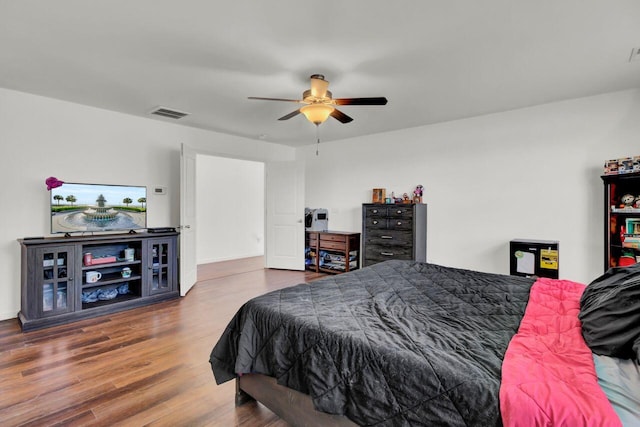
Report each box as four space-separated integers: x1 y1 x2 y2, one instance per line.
148 239 173 295
37 246 74 315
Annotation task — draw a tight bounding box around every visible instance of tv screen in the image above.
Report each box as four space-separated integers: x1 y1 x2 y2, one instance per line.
51 182 147 234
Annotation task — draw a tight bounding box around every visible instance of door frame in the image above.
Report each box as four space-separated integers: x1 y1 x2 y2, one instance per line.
179 144 303 291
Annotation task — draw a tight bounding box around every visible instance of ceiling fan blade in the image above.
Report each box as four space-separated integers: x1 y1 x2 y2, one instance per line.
330 109 353 124
278 109 302 121
248 96 303 103
334 97 388 106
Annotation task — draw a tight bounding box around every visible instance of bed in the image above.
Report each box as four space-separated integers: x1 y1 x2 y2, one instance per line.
209 260 640 426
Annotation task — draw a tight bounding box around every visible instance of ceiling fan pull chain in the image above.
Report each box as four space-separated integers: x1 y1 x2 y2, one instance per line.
315 124 320 156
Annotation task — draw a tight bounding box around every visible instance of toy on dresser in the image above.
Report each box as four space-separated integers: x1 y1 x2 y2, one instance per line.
413 185 423 203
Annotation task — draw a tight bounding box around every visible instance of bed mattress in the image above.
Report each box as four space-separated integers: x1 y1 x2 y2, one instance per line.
210 260 535 426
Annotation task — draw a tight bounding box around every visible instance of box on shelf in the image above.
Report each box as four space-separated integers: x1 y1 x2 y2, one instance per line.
604 159 619 175
604 155 640 175
619 157 634 174
90 256 117 265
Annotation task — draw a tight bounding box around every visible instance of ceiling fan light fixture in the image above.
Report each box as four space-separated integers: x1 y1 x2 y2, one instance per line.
300 104 334 125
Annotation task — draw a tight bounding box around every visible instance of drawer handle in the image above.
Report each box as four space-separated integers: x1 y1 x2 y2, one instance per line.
396 221 402 226
381 252 394 256
372 220 378 225
396 210 402 214
381 235 393 239
372 209 378 214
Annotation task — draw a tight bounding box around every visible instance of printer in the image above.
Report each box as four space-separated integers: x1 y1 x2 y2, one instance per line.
305 208 328 231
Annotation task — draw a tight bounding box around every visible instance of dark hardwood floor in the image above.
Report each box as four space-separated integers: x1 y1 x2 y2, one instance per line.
0 257 326 426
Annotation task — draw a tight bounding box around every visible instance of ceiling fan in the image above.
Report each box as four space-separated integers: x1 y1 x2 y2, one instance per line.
248 74 388 126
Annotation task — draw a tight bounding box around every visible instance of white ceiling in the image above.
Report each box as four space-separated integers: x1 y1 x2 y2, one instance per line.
1 1 639 147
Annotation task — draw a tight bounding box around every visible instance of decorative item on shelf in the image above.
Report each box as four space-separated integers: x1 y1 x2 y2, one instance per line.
604 159 618 175
402 193 411 204
83 252 92 266
123 248 135 262
81 289 99 303
372 188 386 203
619 157 634 173
603 155 640 175
98 288 119 301
413 185 423 203
56 290 67 309
626 218 640 235
82 284 130 304
121 267 132 278
621 194 636 208
85 271 102 283
619 249 637 267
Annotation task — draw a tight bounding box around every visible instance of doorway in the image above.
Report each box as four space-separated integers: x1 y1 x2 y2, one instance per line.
179 145 304 295
195 155 264 265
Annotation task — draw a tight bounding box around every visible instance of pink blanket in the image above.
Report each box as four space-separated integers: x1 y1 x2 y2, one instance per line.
500 278 621 427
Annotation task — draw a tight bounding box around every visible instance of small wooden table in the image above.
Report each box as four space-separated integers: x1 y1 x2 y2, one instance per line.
305 230 360 274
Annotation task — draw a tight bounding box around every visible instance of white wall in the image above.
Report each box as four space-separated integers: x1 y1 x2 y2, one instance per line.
3 86 638 321
301 89 640 285
0 88 294 321
196 155 264 263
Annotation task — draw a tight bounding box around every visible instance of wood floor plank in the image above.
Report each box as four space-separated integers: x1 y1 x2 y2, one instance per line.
0 259 327 426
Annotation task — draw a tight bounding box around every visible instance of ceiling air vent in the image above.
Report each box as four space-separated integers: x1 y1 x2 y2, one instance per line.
149 106 190 119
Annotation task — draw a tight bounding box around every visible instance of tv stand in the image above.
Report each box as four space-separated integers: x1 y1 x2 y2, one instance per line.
18 231 179 331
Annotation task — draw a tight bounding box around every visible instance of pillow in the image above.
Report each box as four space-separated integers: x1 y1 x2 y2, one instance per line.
579 263 640 361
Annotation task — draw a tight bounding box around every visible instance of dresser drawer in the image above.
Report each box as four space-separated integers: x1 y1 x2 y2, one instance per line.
320 233 346 243
387 217 412 231
365 245 413 261
387 206 413 218
364 206 387 217
364 217 387 229
365 229 412 246
319 240 347 251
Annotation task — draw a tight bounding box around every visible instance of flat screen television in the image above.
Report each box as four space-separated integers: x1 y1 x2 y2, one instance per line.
51 182 147 234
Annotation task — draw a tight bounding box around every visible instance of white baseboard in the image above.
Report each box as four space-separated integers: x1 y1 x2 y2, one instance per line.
198 251 264 265
0 310 18 322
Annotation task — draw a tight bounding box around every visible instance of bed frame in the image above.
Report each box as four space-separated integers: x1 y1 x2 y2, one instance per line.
236 373 357 426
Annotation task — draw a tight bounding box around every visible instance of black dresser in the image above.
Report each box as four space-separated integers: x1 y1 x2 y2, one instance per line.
362 203 427 267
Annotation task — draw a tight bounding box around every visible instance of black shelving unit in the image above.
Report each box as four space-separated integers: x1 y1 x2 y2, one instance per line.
601 172 640 270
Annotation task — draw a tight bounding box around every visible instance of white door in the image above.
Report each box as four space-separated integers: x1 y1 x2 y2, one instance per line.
265 161 305 270
179 143 198 295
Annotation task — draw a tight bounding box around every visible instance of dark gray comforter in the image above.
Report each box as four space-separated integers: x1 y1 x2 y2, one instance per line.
210 260 535 426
